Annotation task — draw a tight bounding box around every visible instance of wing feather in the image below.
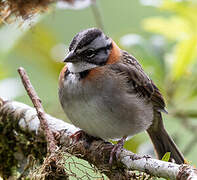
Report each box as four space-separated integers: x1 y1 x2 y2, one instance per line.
110 51 166 112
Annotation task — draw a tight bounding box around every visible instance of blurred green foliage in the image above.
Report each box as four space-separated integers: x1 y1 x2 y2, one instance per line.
142 0 197 117
142 0 197 165
143 0 197 80
0 62 6 79
0 0 197 178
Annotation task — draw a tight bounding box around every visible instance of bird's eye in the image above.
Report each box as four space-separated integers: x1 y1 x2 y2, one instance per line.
84 49 95 58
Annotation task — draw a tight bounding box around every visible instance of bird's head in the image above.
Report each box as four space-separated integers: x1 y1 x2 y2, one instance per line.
63 28 120 73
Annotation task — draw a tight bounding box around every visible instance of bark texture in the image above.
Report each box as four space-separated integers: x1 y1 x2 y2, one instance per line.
0 99 197 179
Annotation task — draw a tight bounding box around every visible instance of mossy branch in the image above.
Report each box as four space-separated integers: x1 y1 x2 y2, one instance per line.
0 98 197 179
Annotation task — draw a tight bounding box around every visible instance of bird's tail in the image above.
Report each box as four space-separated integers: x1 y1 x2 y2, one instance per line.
147 112 185 164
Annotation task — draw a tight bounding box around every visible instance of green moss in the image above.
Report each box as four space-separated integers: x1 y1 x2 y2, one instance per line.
0 114 47 178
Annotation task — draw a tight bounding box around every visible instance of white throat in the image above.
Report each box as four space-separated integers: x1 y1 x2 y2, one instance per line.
67 62 98 73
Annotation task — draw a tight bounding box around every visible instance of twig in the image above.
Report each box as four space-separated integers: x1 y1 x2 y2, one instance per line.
17 67 57 153
91 0 105 31
1 100 197 180
0 97 4 106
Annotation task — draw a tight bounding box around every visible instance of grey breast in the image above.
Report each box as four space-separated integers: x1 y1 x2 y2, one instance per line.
59 67 154 140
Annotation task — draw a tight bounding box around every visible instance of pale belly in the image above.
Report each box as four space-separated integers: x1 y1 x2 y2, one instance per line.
59 73 154 140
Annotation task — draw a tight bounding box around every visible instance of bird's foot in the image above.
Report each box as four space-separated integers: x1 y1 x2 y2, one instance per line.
53 131 61 141
70 130 86 143
109 136 127 164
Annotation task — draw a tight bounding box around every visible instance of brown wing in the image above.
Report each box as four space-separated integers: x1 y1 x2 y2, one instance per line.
110 50 166 112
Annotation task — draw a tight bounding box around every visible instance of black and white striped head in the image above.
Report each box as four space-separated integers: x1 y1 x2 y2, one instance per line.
63 28 112 73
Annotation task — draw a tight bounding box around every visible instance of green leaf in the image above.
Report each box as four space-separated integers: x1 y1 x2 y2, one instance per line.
161 152 171 162
161 0 197 32
172 37 197 79
143 17 191 41
162 0 197 21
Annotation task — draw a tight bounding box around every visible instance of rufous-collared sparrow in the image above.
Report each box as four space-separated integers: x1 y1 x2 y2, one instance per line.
58 28 184 164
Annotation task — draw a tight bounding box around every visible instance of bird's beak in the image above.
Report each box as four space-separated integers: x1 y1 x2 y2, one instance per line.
63 51 77 62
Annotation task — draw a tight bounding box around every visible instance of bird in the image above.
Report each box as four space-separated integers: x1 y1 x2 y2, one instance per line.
58 27 184 164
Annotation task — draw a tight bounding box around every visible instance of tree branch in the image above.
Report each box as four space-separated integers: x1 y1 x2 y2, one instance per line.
0 99 197 179
91 0 105 31
18 67 57 153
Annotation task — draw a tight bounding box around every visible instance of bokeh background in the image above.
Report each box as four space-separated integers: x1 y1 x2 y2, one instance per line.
0 0 197 171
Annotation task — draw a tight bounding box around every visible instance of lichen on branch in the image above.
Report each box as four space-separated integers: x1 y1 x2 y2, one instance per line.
1 99 197 179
